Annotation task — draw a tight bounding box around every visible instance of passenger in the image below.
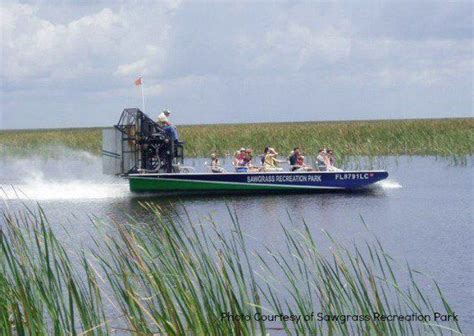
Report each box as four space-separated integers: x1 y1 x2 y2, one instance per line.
263 147 285 171
316 148 330 171
295 154 313 171
261 146 270 165
289 147 301 171
210 153 224 173
297 154 304 167
233 148 246 166
242 149 253 166
325 149 342 172
327 149 336 166
242 149 259 172
233 150 239 166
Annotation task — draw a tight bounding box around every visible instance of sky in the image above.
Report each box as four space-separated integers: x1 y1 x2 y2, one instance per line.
0 0 473 129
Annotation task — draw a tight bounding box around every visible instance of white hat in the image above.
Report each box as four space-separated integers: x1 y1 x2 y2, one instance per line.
240 147 245 152
163 109 171 115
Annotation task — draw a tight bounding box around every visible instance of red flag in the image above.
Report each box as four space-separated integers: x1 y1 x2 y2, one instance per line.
134 77 142 86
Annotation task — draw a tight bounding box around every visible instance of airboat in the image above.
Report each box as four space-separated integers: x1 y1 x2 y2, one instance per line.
102 108 388 193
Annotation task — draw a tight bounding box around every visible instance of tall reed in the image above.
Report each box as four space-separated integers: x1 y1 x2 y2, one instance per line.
0 204 463 335
1 118 472 159
1 207 108 335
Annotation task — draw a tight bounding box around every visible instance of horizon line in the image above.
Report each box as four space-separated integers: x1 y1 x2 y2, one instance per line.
1 116 472 132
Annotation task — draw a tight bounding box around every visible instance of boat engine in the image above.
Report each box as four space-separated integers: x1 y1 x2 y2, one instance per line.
102 108 184 175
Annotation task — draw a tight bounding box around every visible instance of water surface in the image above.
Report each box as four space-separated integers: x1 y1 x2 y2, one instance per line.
1 152 472 332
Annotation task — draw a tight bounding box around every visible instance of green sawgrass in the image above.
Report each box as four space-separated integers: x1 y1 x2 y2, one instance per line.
0 204 463 335
1 118 473 159
0 128 101 158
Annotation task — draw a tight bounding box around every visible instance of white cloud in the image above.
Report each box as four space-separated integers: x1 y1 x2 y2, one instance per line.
115 59 147 77
347 38 474 87
264 23 351 63
1 2 177 83
147 75 219 97
91 74 218 99
236 22 351 71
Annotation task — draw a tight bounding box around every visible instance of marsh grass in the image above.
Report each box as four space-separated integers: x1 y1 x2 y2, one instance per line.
181 118 474 159
1 128 102 157
1 118 473 159
0 204 463 335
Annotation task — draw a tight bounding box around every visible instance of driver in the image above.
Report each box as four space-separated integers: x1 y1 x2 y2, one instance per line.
158 109 179 142
157 109 171 125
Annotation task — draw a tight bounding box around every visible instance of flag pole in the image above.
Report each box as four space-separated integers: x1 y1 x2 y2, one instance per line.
141 77 146 112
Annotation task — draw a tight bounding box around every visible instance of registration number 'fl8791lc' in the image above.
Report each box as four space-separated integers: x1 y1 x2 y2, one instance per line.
335 173 373 180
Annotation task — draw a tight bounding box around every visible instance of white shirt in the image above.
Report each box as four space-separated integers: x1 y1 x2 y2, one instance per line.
316 154 326 166
157 112 169 124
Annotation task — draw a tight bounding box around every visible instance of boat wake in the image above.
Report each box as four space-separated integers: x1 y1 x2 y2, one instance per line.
377 179 402 189
0 180 130 201
0 149 130 201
